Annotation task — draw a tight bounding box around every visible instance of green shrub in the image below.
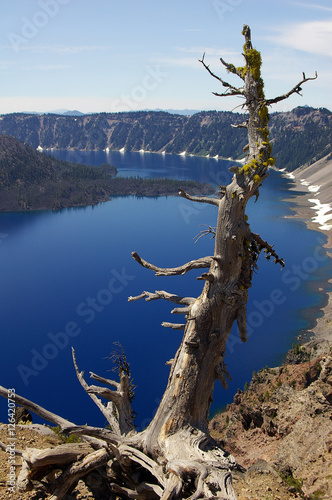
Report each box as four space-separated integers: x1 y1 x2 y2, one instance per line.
50 426 81 443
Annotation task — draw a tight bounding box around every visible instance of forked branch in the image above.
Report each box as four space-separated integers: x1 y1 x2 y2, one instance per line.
265 71 318 105
220 56 246 80
194 225 216 243
72 348 135 435
72 347 120 433
199 53 245 97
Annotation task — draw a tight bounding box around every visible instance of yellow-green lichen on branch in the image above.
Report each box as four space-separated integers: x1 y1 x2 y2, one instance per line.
239 26 275 174
237 66 247 79
243 47 262 81
242 42 272 150
258 104 269 126
262 157 275 167
258 126 270 142
226 63 237 74
239 158 258 175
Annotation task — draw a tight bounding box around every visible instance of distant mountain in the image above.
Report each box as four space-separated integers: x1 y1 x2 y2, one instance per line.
20 109 85 116
62 110 85 116
152 109 202 116
0 107 331 171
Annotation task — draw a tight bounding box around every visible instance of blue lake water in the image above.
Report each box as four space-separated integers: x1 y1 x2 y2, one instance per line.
1 151 331 430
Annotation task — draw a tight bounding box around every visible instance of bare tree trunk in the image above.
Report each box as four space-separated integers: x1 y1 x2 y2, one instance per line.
0 26 316 500
134 24 279 452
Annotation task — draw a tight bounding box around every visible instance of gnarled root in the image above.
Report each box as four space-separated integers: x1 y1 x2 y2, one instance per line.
152 428 238 500
17 443 109 499
13 421 238 499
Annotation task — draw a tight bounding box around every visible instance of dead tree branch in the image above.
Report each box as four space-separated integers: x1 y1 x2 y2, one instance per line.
0 385 74 430
72 347 120 433
162 322 186 330
171 306 191 315
194 225 216 243
178 188 220 206
265 72 318 105
72 348 135 435
231 121 247 128
220 56 246 80
89 371 120 388
199 53 245 97
131 251 213 276
17 443 98 494
128 289 196 305
0 384 105 449
252 232 285 267
48 448 109 500
63 425 124 445
0 440 23 455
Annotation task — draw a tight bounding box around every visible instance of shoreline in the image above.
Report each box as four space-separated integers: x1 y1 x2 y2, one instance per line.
279 167 332 354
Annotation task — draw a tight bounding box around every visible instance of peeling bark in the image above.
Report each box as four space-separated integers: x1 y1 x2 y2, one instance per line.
0 25 316 499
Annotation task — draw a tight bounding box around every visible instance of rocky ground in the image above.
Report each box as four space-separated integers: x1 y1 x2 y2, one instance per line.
0 423 100 500
210 345 332 499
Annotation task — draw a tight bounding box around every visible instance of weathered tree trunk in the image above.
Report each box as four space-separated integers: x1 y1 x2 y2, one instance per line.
0 26 316 500
133 24 276 446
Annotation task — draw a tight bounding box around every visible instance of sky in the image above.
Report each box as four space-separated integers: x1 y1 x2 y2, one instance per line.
0 0 331 115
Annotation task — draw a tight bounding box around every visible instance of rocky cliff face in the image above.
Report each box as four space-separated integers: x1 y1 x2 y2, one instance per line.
0 107 331 171
0 110 247 159
210 345 332 499
269 106 332 172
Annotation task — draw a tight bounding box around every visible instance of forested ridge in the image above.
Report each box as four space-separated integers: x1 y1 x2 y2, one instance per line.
0 106 331 171
0 135 212 211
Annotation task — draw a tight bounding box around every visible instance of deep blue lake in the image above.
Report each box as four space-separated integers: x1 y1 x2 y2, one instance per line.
1 150 331 430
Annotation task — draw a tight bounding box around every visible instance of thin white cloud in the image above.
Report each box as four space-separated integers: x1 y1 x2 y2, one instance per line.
270 20 332 57
162 46 243 70
1 44 113 54
293 2 332 12
0 60 16 72
150 55 202 69
24 64 72 71
175 46 239 58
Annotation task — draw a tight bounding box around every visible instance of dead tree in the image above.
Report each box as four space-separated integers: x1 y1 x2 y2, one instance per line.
0 26 317 500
